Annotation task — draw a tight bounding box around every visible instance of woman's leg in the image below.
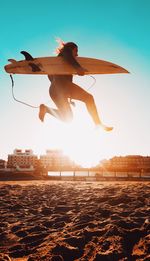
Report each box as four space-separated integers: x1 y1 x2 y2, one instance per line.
68 82 113 130
39 91 73 123
48 97 73 122
68 82 101 125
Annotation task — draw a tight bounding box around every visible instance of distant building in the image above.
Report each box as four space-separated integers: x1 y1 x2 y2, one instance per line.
102 155 150 171
0 159 6 170
7 149 38 171
40 150 77 170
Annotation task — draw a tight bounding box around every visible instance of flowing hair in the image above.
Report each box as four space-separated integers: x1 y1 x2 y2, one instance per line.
55 38 78 55
55 38 65 54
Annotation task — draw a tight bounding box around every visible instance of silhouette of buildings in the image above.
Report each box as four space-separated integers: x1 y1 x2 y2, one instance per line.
40 150 78 170
0 159 6 170
101 155 150 172
1 149 150 178
7 149 38 171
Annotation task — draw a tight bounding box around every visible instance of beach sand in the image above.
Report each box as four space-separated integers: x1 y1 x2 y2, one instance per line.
0 180 149 260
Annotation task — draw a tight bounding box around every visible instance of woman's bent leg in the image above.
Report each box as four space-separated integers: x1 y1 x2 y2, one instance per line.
68 82 113 130
39 102 73 123
68 82 101 125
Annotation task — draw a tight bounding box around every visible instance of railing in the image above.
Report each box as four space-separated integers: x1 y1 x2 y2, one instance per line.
47 170 150 180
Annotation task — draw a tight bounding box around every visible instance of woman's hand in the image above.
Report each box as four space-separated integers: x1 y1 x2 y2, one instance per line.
77 67 85 76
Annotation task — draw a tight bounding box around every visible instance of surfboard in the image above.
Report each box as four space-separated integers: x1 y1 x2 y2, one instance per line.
4 51 129 75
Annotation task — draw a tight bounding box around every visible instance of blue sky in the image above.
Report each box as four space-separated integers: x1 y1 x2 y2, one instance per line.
1 0 150 163
1 0 150 56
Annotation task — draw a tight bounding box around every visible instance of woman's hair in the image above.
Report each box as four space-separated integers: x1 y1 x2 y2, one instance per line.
56 39 78 55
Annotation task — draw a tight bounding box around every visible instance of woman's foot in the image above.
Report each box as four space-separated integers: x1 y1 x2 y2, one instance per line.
39 104 47 122
97 123 113 131
102 125 113 131
101 124 113 131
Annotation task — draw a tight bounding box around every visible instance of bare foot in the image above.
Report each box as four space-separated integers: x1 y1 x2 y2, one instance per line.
101 124 113 131
96 124 113 131
39 104 47 122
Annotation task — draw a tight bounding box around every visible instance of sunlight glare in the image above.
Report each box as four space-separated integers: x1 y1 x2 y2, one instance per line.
44 104 107 167
32 102 114 167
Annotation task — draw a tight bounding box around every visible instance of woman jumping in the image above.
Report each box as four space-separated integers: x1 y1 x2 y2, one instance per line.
39 41 113 131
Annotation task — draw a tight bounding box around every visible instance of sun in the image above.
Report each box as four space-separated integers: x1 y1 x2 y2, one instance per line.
62 125 103 168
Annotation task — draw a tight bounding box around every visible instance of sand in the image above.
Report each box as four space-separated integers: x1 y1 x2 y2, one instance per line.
0 180 149 261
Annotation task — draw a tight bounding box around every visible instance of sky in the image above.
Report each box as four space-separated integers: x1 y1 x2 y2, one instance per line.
1 0 150 166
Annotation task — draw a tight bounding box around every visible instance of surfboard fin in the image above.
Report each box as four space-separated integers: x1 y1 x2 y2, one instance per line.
8 59 17 63
21 51 34 61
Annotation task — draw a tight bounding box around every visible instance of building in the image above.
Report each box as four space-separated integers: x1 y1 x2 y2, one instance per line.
0 159 6 170
40 150 76 170
102 155 150 171
7 149 38 171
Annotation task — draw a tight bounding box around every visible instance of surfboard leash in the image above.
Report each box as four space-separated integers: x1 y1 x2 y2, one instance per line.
10 74 39 109
9 74 96 109
10 75 74 109
87 75 96 91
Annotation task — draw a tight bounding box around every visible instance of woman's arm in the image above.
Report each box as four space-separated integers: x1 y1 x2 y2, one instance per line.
60 50 85 75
